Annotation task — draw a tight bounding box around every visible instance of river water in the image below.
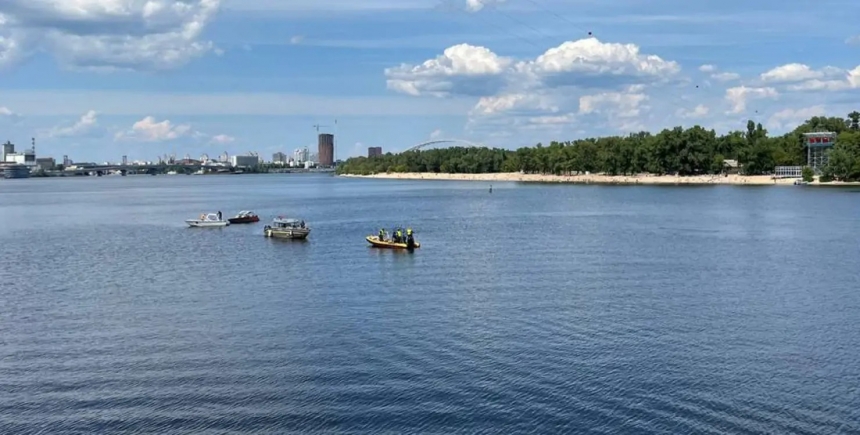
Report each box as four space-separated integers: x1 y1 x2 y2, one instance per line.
1 174 858 433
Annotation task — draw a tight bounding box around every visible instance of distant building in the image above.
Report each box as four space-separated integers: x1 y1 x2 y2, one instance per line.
368 147 382 158
722 159 741 174
230 154 259 168
294 147 309 163
122 155 128 166
36 158 55 171
318 133 334 166
1 140 36 167
273 152 287 164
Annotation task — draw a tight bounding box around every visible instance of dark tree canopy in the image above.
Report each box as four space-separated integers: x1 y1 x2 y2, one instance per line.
337 113 860 181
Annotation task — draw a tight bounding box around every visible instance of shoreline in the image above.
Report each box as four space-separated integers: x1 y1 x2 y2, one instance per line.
339 172 860 186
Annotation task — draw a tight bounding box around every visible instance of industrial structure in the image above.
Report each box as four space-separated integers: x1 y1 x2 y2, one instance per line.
1 139 37 178
804 131 835 174
368 147 382 158
318 133 334 167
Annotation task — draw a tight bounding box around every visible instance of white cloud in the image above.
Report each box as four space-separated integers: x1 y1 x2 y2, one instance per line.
210 134 235 144
385 37 679 98
782 66 860 92
767 105 826 130
711 72 740 81
290 35 304 44
430 129 443 139
677 104 709 119
385 43 513 97
0 0 221 71
471 93 559 116
0 105 21 122
699 64 716 73
579 92 647 118
759 63 842 83
846 35 860 46
45 110 100 137
115 116 191 142
725 86 778 114
465 0 504 12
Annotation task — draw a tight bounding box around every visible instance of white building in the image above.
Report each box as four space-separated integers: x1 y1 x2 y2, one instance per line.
230 154 259 168
1 141 36 167
293 147 309 164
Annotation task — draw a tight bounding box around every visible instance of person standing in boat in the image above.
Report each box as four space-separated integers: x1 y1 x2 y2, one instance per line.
405 228 416 249
217 211 222 221
379 228 385 241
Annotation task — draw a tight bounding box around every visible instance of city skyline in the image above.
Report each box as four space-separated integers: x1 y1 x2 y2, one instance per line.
1 1 860 162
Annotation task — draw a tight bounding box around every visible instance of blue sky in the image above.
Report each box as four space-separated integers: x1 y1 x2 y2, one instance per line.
1 0 859 162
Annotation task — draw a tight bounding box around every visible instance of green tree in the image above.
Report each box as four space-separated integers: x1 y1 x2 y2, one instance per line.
802 166 814 182
336 114 860 180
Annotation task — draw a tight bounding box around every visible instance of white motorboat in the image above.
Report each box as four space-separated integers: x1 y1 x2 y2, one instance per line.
186 213 229 227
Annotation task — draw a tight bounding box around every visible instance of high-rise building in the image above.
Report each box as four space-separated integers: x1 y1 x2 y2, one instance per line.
272 152 287 164
368 147 382 158
318 133 334 166
1 141 14 161
122 155 128 165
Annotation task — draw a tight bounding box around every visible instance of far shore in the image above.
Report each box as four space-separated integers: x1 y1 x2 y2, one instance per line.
339 172 860 186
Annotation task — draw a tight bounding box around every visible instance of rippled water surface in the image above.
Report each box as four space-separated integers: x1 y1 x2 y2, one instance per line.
1 174 859 434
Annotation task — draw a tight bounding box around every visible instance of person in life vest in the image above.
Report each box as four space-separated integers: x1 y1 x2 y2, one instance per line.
406 228 415 248
379 228 385 241
396 228 403 243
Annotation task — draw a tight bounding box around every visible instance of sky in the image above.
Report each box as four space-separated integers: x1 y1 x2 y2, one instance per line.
1 0 859 162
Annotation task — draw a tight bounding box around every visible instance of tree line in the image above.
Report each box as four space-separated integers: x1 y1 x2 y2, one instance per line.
336 112 860 181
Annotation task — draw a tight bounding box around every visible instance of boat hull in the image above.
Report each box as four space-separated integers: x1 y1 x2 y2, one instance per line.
186 220 229 227
2 165 31 179
264 227 310 239
366 236 420 249
228 216 259 224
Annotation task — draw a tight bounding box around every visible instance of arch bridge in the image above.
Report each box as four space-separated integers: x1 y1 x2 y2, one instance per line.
403 139 486 153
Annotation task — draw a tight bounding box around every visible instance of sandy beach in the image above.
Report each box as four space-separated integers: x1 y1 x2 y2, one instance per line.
340 172 816 185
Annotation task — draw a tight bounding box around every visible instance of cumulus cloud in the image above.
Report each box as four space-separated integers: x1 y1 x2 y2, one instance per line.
387 37 688 137
430 129 443 139
385 37 679 99
45 110 101 137
0 0 221 71
677 104 709 119
767 105 826 130
725 86 778 113
385 43 513 97
780 65 860 92
699 64 716 73
115 116 191 141
759 63 842 83
579 92 647 118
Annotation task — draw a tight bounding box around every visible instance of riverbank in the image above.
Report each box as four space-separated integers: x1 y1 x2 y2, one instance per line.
339 172 860 186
